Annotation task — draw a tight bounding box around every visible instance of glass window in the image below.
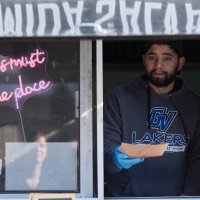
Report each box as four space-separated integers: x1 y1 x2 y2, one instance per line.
103 39 200 198
0 39 80 192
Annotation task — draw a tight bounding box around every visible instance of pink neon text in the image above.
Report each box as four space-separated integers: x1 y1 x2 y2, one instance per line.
0 49 46 73
0 75 51 110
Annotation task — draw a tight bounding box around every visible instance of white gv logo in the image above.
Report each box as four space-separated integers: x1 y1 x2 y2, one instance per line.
150 107 177 132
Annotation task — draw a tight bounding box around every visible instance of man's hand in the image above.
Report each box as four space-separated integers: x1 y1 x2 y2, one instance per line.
113 146 144 169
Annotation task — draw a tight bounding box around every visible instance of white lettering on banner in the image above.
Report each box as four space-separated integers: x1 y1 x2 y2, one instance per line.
164 4 178 34
185 3 200 33
119 1 141 34
0 5 3 35
4 7 15 35
15 4 23 36
62 1 84 34
144 2 162 34
37 3 61 35
26 4 34 36
95 0 116 31
0 1 199 36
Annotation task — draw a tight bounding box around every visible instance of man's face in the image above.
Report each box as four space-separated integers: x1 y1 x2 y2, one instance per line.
35 135 47 163
143 44 184 87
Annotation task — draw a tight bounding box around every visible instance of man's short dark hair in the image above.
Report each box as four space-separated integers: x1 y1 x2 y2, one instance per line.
143 40 184 58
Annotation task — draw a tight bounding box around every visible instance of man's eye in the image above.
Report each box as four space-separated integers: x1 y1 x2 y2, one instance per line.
147 55 156 61
163 57 172 62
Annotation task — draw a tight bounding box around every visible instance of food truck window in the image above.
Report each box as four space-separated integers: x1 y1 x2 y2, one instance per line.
0 39 80 193
103 39 200 197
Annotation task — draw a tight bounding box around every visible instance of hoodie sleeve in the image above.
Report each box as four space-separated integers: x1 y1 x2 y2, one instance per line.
104 90 122 173
184 118 200 195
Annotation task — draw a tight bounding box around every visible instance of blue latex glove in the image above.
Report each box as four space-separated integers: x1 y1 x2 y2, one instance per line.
113 146 144 169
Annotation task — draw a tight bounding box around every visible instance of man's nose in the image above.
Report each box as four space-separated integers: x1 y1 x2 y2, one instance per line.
155 58 162 68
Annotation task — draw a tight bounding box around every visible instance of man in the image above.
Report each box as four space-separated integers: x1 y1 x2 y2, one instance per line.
104 40 200 197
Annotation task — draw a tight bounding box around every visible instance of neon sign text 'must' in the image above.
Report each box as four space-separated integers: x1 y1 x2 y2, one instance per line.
0 49 46 72
0 48 52 111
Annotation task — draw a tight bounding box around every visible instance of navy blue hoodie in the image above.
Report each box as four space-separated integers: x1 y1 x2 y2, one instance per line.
104 75 200 197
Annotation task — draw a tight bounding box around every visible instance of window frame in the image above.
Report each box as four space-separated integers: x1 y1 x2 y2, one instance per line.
0 39 200 200
0 39 96 199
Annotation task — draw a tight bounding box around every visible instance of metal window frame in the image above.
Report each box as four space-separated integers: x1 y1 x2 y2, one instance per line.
78 40 94 198
78 40 104 200
0 39 102 200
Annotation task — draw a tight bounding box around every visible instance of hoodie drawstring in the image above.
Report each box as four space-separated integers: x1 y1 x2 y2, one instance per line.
146 84 151 130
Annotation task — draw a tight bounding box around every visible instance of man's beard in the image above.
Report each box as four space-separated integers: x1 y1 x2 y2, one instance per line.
146 66 179 87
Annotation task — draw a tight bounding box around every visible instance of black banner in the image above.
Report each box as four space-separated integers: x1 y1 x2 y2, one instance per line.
0 0 200 37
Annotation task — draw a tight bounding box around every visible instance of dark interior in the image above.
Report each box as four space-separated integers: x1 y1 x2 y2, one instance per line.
103 40 200 99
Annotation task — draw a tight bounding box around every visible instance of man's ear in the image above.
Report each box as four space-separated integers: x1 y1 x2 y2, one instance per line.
178 56 185 71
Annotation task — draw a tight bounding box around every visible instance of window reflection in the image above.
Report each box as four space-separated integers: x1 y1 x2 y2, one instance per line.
5 139 78 191
25 132 47 189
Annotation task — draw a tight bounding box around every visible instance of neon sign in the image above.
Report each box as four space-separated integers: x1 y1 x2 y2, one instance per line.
0 49 46 72
0 48 52 111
